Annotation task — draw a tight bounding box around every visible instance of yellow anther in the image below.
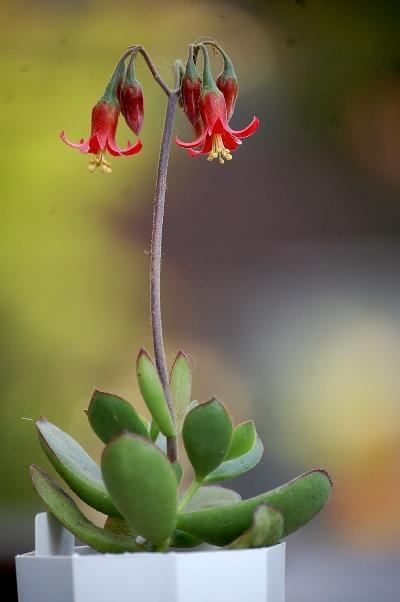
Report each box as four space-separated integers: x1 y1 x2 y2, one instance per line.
88 151 112 174
207 134 232 165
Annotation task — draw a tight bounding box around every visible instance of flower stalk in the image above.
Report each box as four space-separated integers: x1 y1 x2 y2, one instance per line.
150 88 180 462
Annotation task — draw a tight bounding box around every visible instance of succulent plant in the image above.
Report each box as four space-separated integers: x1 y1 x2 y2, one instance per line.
32 40 333 554
32 346 332 553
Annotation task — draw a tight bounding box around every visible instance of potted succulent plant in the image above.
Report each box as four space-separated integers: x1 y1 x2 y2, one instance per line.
15 39 333 602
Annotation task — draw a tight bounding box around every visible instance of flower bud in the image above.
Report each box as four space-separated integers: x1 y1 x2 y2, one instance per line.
119 53 144 136
181 46 202 126
216 51 239 122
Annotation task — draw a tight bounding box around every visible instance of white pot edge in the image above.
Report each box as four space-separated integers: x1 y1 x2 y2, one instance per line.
15 513 286 602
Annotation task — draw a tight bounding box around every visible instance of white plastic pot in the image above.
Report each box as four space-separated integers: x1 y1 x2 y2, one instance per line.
16 513 286 602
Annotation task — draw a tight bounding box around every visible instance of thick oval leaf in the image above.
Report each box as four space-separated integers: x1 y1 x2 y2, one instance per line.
170 529 202 548
137 349 175 438
30 465 144 553
176 469 333 546
170 351 192 433
204 435 264 484
36 418 119 517
226 421 256 461
139 414 150 432
182 398 233 480
101 434 177 547
184 486 241 512
226 504 283 549
87 390 149 443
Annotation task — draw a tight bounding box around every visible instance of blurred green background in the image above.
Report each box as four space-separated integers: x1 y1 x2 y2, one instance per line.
2 0 400 599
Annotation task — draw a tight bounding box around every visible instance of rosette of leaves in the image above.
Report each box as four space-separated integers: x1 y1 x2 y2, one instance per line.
31 349 333 553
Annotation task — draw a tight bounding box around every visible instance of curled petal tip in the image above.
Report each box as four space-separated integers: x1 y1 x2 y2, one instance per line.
188 148 204 157
60 130 91 152
107 137 142 157
229 116 260 138
123 138 142 156
175 130 207 149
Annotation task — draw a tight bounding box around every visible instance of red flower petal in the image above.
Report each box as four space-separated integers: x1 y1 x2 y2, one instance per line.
106 137 142 157
200 135 213 154
212 117 228 135
60 131 91 153
88 134 102 154
188 148 205 157
221 131 241 152
199 91 227 133
175 131 207 149
228 116 260 139
120 139 143 156
187 134 213 157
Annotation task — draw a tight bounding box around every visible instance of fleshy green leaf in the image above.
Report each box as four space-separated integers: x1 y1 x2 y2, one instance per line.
87 390 149 443
170 351 192 433
30 465 144 553
204 435 264 484
139 414 150 432
101 433 177 547
226 504 283 549
225 421 256 460
170 530 202 548
36 417 119 517
182 398 233 480
176 469 333 546
137 349 175 438
184 485 241 512
150 418 160 442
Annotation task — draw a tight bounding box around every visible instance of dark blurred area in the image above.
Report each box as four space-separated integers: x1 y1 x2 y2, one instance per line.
2 0 400 599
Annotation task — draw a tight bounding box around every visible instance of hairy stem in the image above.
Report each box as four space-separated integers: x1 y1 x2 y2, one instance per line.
139 47 172 96
150 90 179 463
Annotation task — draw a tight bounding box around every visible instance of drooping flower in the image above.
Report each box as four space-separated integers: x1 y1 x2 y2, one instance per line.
176 47 258 164
119 52 144 136
216 50 239 121
180 45 202 127
60 58 142 173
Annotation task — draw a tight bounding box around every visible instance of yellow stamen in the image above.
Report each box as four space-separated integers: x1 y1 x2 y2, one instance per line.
88 151 112 174
207 134 232 164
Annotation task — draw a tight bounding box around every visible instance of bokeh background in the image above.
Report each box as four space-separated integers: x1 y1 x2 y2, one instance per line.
2 0 400 599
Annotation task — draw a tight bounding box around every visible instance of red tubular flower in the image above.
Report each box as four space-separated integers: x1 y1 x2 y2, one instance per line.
176 48 258 164
216 51 239 122
119 53 144 136
180 46 202 127
60 59 142 173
